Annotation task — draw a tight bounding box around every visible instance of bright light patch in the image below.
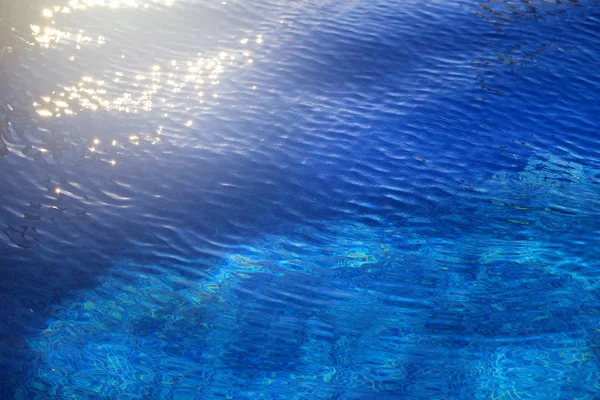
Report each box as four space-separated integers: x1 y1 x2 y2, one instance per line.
38 110 53 117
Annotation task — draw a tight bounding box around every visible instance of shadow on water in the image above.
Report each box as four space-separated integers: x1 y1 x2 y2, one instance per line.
0 0 600 397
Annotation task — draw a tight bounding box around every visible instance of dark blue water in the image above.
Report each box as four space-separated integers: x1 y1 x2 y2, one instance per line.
1 0 600 398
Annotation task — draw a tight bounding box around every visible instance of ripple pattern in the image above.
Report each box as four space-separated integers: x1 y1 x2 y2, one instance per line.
1 0 600 398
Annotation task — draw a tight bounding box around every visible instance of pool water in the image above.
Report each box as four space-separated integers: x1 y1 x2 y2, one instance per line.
1 0 600 398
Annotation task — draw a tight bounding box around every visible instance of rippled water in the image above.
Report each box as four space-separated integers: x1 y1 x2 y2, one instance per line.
1 0 600 398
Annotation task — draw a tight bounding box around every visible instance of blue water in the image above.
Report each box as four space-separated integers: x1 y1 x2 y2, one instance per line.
1 0 600 398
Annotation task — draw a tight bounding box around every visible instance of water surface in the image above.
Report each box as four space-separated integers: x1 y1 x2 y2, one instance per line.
1 0 600 398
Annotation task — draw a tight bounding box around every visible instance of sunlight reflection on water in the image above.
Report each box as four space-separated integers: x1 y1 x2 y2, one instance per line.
30 0 261 119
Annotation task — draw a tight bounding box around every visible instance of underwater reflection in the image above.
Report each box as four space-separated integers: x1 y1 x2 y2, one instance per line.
470 0 586 98
22 214 600 398
472 0 582 24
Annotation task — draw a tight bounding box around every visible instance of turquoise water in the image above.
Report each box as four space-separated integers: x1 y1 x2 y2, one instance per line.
1 0 600 398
